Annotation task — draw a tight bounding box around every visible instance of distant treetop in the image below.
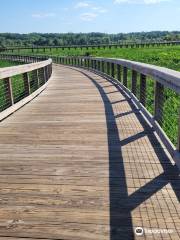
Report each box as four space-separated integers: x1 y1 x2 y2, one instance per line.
0 31 180 47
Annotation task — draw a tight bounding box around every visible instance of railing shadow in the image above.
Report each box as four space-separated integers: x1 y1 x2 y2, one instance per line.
65 66 179 240
72 68 135 239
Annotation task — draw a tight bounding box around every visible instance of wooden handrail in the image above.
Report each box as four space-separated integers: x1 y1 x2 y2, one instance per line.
0 55 52 121
85 57 180 93
0 59 52 79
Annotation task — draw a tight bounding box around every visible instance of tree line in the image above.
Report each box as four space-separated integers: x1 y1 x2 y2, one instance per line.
0 31 180 47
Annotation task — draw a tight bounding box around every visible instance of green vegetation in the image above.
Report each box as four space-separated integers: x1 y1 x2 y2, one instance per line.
0 60 21 68
8 45 180 71
0 31 180 47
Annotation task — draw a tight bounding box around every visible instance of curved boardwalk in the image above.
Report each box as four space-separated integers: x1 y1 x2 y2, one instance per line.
0 65 179 240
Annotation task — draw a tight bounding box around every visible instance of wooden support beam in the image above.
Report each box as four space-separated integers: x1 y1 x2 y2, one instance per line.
107 62 110 75
4 77 14 106
23 72 31 95
132 70 137 96
111 63 115 78
154 81 164 124
117 65 121 82
140 74 147 106
123 67 127 87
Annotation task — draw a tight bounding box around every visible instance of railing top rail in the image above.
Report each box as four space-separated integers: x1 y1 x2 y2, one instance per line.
75 56 180 93
0 58 52 79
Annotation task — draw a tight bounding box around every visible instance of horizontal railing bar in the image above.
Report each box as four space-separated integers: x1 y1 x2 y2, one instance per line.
0 59 52 80
59 56 180 93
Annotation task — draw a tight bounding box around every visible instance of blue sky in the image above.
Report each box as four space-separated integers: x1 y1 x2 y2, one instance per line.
0 0 179 33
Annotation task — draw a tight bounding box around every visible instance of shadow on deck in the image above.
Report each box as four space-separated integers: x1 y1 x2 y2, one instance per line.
72 67 180 240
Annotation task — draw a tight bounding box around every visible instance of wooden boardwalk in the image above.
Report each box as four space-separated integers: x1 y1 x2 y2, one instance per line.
0 64 179 240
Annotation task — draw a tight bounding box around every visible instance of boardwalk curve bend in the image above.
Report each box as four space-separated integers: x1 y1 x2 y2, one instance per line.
0 56 179 240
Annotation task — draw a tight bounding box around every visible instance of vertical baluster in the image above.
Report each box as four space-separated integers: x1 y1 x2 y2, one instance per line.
111 63 115 78
45 66 48 82
95 60 97 70
23 72 31 95
123 67 127 87
117 65 121 82
107 62 110 75
5 77 14 106
102 61 105 73
140 74 147 106
36 69 40 87
132 70 137 96
98 61 101 71
93 60 95 70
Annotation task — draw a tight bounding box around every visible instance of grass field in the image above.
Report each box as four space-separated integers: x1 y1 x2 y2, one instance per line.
6 45 180 71
1 46 180 146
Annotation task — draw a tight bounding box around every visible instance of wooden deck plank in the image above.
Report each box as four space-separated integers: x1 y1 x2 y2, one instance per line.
0 65 179 240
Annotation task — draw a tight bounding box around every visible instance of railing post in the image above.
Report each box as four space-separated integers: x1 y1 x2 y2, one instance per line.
132 70 137 96
23 72 31 95
154 81 164 124
94 60 97 70
107 62 110 75
111 63 115 78
93 60 96 69
45 66 49 82
36 69 40 87
140 74 147 106
102 61 105 73
5 77 14 106
123 67 127 87
98 61 101 71
117 65 121 82
91 59 93 69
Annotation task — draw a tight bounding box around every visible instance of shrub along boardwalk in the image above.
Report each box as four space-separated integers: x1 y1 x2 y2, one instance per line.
0 64 179 240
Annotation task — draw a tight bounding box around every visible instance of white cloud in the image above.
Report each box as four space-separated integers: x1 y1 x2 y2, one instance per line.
75 2 108 13
92 7 108 13
80 12 98 21
75 2 91 8
32 13 56 19
114 0 170 4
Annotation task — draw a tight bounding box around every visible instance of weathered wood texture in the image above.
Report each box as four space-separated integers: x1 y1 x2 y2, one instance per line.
0 59 51 79
0 65 179 240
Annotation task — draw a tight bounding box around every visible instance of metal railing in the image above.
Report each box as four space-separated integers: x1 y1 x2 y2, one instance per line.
53 56 180 168
0 55 52 120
